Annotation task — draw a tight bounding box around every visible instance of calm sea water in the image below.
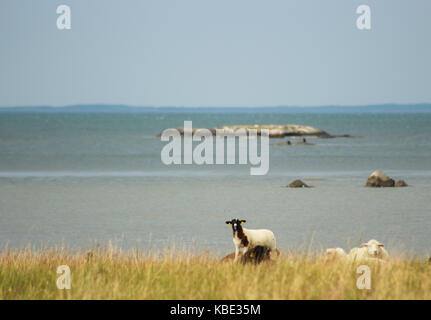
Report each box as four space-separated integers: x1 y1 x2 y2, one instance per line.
0 112 430 256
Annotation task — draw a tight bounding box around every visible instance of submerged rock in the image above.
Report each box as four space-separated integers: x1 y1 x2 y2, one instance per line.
395 180 408 187
288 179 311 188
275 141 315 146
366 170 395 187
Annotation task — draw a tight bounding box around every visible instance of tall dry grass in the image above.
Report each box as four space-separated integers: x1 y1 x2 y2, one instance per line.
0 245 430 300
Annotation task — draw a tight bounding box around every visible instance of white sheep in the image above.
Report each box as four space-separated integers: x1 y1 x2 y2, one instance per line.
323 248 347 260
225 219 276 262
348 239 389 262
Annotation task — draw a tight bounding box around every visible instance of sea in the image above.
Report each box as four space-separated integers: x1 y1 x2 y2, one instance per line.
0 111 430 256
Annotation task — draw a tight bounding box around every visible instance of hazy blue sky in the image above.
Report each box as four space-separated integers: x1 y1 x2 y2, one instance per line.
0 0 430 107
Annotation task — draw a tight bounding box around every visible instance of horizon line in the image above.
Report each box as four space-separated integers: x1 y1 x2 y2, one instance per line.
1 102 431 109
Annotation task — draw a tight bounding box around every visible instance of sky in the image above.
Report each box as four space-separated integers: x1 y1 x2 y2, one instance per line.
0 0 430 107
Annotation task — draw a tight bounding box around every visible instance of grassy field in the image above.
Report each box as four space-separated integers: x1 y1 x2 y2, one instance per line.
1 246 430 300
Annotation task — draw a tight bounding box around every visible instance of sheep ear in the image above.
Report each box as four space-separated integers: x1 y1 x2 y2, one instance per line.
241 220 246 224
225 221 231 225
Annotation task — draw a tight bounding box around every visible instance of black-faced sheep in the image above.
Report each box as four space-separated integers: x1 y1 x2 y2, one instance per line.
225 219 276 262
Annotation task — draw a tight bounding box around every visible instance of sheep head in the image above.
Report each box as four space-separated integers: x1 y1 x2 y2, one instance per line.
362 239 385 257
225 219 246 232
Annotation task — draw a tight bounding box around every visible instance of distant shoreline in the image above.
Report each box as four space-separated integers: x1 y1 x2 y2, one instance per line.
1 103 431 113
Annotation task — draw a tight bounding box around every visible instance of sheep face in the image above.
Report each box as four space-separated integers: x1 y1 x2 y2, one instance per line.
362 239 385 258
225 219 246 233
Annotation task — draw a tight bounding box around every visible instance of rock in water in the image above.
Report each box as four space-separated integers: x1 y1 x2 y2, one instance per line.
395 180 408 187
366 170 395 187
158 124 336 138
219 124 332 138
288 179 310 188
275 141 315 146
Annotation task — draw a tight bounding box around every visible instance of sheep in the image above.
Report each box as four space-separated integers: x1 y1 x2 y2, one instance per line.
225 219 276 262
348 239 389 262
323 248 347 261
221 247 281 263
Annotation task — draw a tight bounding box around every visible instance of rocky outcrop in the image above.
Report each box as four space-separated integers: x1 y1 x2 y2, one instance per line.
157 127 216 137
157 124 350 139
365 170 395 187
218 124 332 138
288 179 311 188
395 180 408 187
221 251 243 262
